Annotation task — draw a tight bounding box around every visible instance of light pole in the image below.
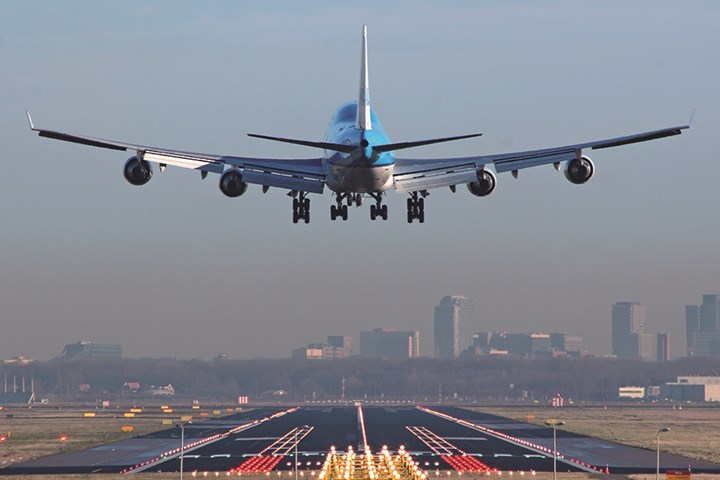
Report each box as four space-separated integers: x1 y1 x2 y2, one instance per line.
656 427 670 480
176 421 191 480
545 420 565 480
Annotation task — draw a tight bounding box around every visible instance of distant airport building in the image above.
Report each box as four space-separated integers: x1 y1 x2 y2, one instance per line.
434 295 474 358
661 376 720 402
612 302 645 358
55 341 122 361
359 328 419 359
686 294 720 357
0 375 35 404
618 386 646 399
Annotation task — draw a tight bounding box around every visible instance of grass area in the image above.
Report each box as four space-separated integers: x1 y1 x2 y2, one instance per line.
0 404 239 468
475 405 720 465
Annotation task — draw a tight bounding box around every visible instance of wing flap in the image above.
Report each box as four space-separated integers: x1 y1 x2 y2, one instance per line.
394 166 478 193
241 170 324 193
493 149 576 173
144 151 224 173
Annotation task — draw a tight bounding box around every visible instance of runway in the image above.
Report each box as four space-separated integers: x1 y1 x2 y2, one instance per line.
3 405 719 475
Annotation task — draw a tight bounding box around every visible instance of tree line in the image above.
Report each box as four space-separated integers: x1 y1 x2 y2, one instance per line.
2 355 720 403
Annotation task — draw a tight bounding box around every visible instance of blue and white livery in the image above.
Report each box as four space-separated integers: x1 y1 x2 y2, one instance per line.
28 26 688 224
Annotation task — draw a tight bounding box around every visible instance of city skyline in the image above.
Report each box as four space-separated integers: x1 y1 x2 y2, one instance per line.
1 2 718 360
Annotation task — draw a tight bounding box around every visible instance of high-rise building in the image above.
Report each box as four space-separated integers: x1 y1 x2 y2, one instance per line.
611 302 645 358
636 333 657 361
434 295 474 358
359 328 419 359
686 295 720 357
657 333 670 362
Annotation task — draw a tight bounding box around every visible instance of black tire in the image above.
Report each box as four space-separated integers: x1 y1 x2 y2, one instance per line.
330 205 337 221
381 204 388 220
342 205 348 220
292 212 299 224
370 205 376 220
407 198 413 210
304 198 310 210
419 210 425 223
407 211 413 223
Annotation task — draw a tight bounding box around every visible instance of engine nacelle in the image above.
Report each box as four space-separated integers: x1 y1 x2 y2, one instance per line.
563 156 595 185
466 169 497 197
123 156 153 186
219 170 248 197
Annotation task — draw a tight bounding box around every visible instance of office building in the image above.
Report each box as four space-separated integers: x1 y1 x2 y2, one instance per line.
657 333 670 362
636 333 657 361
611 302 645 358
359 328 419 359
434 295 474 358
327 335 353 356
292 336 352 360
55 341 122 360
686 295 720 357
550 333 583 354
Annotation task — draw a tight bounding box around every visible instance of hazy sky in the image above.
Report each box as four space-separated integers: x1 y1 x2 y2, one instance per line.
1 1 718 360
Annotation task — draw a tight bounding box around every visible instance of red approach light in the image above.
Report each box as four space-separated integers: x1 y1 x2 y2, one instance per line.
59 435 68 442
0 435 6 443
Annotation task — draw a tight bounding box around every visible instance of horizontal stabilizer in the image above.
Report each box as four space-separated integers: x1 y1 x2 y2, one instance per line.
248 133 356 153
374 133 482 153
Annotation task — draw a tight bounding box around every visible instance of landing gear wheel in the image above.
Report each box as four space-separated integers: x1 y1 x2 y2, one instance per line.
330 205 337 221
341 205 348 221
370 204 377 220
381 204 388 220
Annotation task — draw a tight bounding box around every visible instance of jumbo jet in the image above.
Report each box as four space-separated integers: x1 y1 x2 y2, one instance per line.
28 26 688 224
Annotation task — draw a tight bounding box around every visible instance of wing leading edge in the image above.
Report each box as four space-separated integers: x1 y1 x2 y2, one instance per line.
26 112 326 193
393 124 688 192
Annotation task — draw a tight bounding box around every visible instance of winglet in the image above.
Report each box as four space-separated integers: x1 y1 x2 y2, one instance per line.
688 108 696 127
26 110 36 130
356 25 372 131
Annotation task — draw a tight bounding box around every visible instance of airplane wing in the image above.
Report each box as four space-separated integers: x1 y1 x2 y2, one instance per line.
393 125 688 193
26 112 326 193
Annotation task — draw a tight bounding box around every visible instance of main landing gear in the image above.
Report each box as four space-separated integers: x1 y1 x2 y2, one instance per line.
292 191 310 224
369 193 388 221
407 191 427 223
330 193 368 221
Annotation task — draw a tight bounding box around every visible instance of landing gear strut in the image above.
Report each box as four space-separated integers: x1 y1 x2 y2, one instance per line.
369 193 388 221
330 193 349 221
292 191 310 224
407 191 426 223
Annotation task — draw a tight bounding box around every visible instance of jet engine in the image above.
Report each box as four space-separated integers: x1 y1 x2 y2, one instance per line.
123 156 153 186
562 156 595 185
466 169 497 197
219 170 248 197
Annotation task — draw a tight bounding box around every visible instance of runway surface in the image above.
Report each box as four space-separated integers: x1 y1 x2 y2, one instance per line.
3 405 719 475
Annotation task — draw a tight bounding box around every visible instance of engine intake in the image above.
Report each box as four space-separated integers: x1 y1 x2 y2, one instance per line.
219 170 248 197
123 156 153 186
563 156 595 184
466 169 497 197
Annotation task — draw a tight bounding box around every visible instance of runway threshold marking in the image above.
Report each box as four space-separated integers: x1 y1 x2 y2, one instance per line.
406 426 492 473
417 407 601 474
124 407 300 474
229 426 314 473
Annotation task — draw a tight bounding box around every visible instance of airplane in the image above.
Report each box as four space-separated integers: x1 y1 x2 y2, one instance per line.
28 26 689 224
